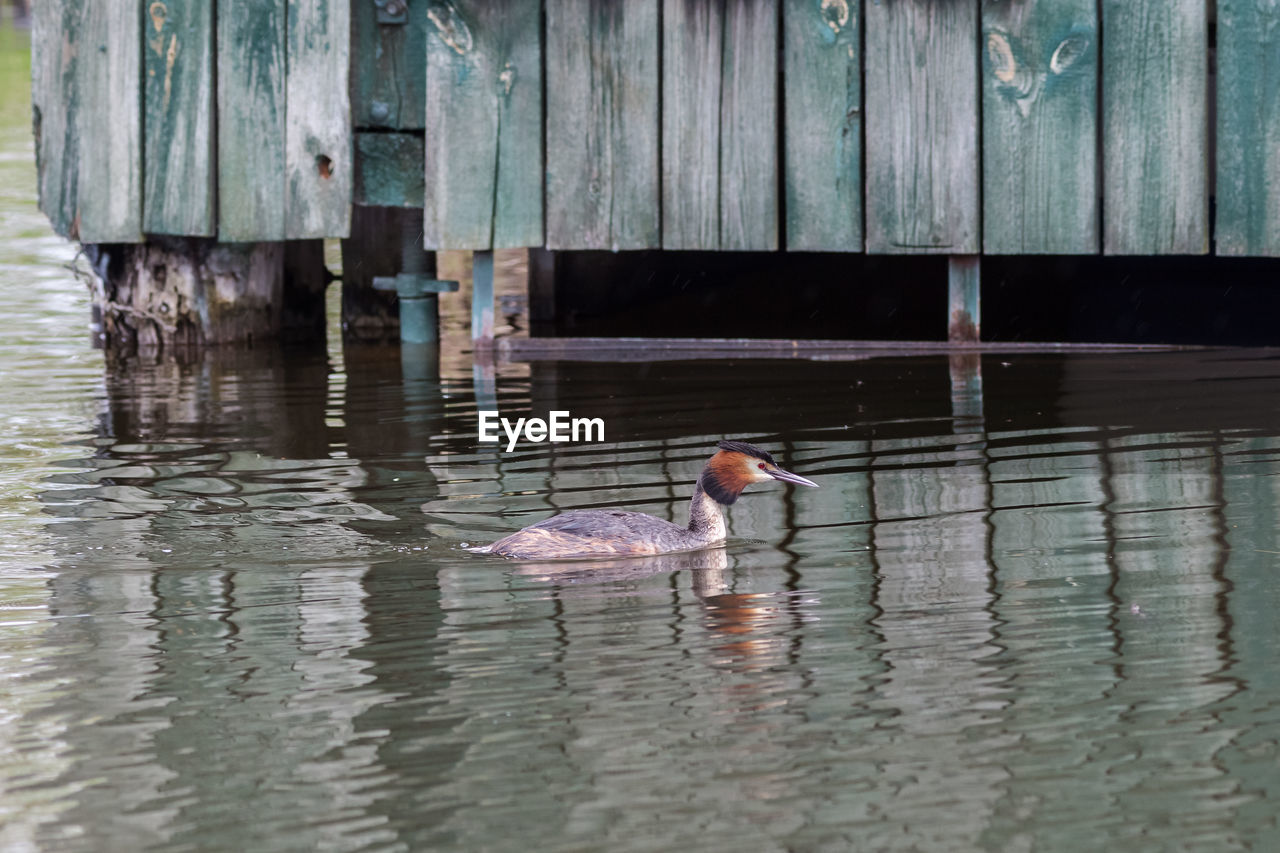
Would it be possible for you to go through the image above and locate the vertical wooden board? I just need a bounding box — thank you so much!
[719,0,778,250]
[545,0,660,250]
[662,0,722,249]
[1101,0,1207,255]
[981,0,1098,254]
[1216,1,1280,256]
[351,0,426,130]
[218,0,286,241]
[424,0,543,250]
[783,0,862,252]
[77,2,143,243]
[864,0,979,254]
[32,0,78,238]
[144,0,215,236]
[286,2,352,238]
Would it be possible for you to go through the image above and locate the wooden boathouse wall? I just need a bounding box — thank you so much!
[28,1,1280,343]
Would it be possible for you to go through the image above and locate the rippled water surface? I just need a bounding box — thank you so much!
[5,26,1280,853]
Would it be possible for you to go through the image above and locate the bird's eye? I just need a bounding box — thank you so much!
[758,463,766,470]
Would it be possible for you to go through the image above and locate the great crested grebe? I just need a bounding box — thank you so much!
[476,440,818,560]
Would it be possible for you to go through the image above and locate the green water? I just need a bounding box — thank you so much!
[4,24,1280,852]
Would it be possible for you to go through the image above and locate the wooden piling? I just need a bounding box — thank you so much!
[948,256,981,343]
[87,238,328,352]
[340,206,403,343]
[472,249,496,348]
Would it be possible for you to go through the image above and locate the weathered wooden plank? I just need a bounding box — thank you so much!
[424,0,543,249]
[218,0,286,241]
[144,0,215,236]
[720,0,778,250]
[662,0,721,249]
[286,2,351,238]
[1216,1,1280,256]
[545,0,660,250]
[1101,0,1207,255]
[351,0,427,130]
[78,2,142,242]
[354,133,425,207]
[981,0,1097,254]
[865,0,979,254]
[663,0,778,251]
[32,0,78,238]
[782,0,861,252]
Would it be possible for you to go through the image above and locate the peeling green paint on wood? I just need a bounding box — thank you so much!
[218,0,285,241]
[663,0,778,251]
[1101,0,1207,255]
[34,1,142,242]
[865,0,979,255]
[423,0,543,250]
[351,0,427,130]
[286,2,352,239]
[354,132,425,207]
[144,0,215,237]
[982,0,1097,254]
[32,0,80,238]
[546,0,659,250]
[783,0,861,252]
[1216,1,1280,256]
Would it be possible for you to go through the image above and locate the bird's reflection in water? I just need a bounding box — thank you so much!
[509,545,730,585]
[512,547,794,672]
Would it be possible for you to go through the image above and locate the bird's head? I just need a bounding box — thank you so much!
[699,440,818,505]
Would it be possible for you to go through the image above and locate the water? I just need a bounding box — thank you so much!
[5,26,1280,853]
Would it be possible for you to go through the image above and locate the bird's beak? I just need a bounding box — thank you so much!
[768,467,818,488]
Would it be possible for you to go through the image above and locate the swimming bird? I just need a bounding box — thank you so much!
[477,440,818,560]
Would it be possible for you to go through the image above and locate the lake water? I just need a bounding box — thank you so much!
[4,25,1280,852]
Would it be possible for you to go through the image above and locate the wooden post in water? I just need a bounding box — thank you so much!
[472,250,495,349]
[340,207,403,343]
[948,256,981,343]
[86,238,329,352]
